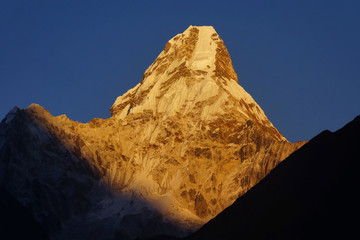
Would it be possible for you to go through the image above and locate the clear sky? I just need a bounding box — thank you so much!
[1,0,359,143]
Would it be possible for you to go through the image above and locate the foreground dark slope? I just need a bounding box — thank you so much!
[185,115,360,239]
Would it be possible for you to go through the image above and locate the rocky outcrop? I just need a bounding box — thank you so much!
[0,26,305,240]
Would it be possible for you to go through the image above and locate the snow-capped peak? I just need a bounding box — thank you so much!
[111,26,286,141]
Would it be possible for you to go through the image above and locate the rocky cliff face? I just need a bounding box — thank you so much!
[0,26,304,240]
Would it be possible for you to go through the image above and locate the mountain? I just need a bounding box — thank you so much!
[184,115,360,240]
[0,26,303,240]
[0,185,50,240]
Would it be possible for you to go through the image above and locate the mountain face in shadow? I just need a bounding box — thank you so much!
[0,107,186,240]
[185,115,360,240]
[0,185,50,240]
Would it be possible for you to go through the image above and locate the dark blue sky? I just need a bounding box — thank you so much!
[1,0,359,142]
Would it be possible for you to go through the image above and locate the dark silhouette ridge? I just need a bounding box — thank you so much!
[180,115,360,239]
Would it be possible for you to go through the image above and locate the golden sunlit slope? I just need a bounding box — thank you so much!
[0,26,305,239]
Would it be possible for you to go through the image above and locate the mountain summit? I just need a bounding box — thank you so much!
[0,26,304,240]
[111,26,284,141]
